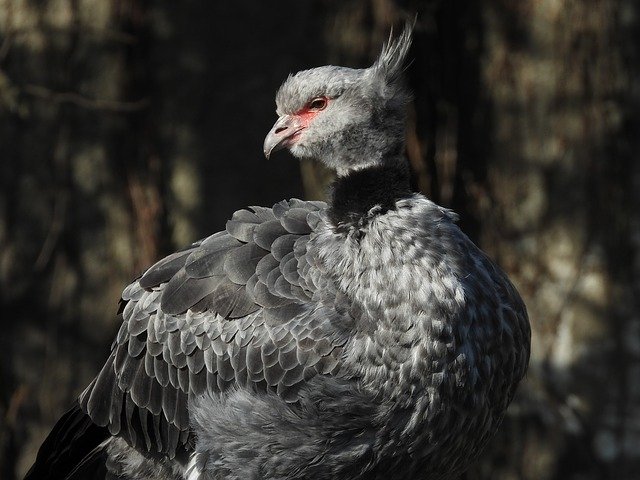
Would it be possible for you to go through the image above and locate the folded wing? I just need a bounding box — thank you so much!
[79,199,347,459]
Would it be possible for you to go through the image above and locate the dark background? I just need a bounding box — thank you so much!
[1,1,639,479]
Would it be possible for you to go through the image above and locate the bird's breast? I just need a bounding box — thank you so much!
[312,209,472,397]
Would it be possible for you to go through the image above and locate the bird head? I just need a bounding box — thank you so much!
[263,25,413,176]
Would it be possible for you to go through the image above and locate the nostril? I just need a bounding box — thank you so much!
[275,126,288,134]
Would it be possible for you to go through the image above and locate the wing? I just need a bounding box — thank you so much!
[79,199,349,459]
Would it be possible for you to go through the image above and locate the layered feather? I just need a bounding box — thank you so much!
[79,199,347,459]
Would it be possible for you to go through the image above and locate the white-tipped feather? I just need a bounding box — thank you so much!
[186,453,205,480]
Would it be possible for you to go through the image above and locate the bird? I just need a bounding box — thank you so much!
[26,25,530,480]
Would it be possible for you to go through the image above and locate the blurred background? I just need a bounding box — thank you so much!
[1,0,639,479]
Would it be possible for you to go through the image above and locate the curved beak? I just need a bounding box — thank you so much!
[263,115,303,159]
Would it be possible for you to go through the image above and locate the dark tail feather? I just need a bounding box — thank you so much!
[24,402,109,480]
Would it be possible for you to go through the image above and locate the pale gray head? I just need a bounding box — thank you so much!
[263,26,413,175]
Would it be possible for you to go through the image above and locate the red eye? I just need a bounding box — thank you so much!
[308,97,328,111]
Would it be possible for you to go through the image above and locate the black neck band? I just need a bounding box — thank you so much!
[328,164,412,230]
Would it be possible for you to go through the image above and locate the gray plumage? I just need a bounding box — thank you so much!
[28,24,530,480]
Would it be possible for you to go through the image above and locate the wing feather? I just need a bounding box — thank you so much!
[187,348,205,374]
[223,243,268,284]
[279,207,313,234]
[253,220,288,250]
[129,362,152,408]
[80,199,353,459]
[138,250,194,289]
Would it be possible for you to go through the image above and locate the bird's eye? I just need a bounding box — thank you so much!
[308,97,328,111]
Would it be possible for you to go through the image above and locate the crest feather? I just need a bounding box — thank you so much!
[372,23,414,85]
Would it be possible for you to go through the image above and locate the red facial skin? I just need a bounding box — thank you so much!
[288,96,329,145]
[264,97,330,157]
